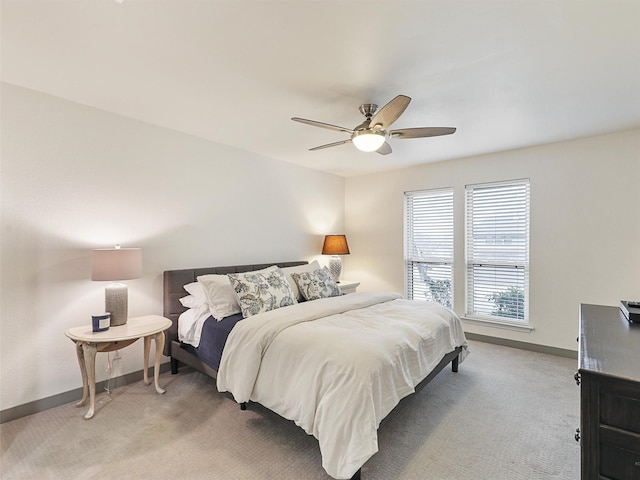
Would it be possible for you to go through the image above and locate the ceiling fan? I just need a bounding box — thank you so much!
[291,95,456,155]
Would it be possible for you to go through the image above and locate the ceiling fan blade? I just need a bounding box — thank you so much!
[389,127,456,139]
[369,95,411,130]
[292,117,354,134]
[376,142,392,155]
[309,139,352,151]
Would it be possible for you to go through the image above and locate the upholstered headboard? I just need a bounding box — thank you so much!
[162,261,307,357]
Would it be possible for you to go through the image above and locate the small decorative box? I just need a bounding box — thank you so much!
[92,313,111,332]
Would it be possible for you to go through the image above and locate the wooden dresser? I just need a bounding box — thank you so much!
[578,304,640,480]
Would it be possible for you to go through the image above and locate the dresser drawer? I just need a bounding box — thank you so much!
[600,424,640,479]
[600,378,640,434]
[600,443,640,480]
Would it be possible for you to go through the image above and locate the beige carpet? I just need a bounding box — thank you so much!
[0,340,580,479]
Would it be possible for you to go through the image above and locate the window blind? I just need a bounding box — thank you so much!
[465,180,530,322]
[404,188,454,308]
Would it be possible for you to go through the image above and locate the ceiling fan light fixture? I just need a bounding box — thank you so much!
[351,130,386,152]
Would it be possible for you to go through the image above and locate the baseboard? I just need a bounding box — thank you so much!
[0,363,172,424]
[466,332,578,359]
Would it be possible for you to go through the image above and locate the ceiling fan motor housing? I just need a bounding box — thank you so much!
[358,104,378,118]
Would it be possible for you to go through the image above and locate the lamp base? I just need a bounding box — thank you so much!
[328,256,342,283]
[105,283,128,326]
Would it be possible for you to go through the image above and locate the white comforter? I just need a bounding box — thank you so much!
[217,292,468,479]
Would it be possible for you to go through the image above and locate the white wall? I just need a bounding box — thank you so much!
[345,129,640,352]
[0,83,345,411]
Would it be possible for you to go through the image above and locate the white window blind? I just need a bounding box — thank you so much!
[404,188,454,308]
[465,179,530,323]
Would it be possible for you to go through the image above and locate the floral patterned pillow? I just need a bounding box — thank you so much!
[291,266,342,301]
[228,265,297,318]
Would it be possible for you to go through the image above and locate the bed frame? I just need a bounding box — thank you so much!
[162,261,462,480]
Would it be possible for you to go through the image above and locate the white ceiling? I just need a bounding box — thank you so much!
[2,0,639,177]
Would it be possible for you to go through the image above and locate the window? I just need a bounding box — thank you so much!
[465,179,530,324]
[404,188,454,308]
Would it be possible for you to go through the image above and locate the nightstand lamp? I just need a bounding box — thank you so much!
[91,245,142,326]
[322,234,350,283]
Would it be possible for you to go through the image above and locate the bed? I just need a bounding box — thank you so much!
[163,261,468,480]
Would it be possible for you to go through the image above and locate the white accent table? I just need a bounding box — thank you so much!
[338,280,360,295]
[65,315,171,419]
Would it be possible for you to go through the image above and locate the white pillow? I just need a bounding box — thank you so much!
[183,282,208,305]
[228,265,297,318]
[196,274,242,320]
[179,294,203,309]
[281,260,320,301]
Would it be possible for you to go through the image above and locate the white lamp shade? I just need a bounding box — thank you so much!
[91,247,142,281]
[351,131,386,152]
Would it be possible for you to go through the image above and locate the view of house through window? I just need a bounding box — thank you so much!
[465,179,530,323]
[404,188,454,308]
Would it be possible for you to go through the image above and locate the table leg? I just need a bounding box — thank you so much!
[153,331,166,394]
[74,341,89,408]
[81,342,98,419]
[143,336,151,386]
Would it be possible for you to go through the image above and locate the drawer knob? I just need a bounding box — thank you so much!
[574,371,581,386]
[574,428,580,442]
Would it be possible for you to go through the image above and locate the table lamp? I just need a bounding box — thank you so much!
[91,245,142,326]
[322,234,350,283]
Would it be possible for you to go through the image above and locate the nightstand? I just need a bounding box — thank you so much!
[65,315,171,419]
[338,280,360,295]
